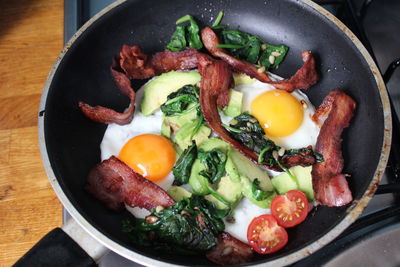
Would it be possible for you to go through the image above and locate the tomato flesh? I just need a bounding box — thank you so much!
[271,190,309,228]
[247,214,288,254]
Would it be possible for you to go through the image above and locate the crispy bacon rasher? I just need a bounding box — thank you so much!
[311,89,356,207]
[201,27,272,83]
[206,232,254,265]
[79,65,136,125]
[201,27,318,92]
[120,45,204,79]
[85,156,175,211]
[199,60,264,165]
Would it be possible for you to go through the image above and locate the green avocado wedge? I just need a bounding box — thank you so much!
[141,71,201,116]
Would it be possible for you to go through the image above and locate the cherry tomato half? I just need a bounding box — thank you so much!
[247,214,288,254]
[271,190,309,228]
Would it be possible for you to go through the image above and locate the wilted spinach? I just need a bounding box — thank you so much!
[123,196,228,253]
[219,30,288,70]
[259,44,289,69]
[252,179,274,201]
[224,112,322,169]
[161,85,200,116]
[173,142,197,186]
[224,113,280,167]
[166,14,203,51]
[198,148,227,184]
[165,25,187,52]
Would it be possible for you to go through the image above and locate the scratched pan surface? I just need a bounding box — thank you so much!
[39,0,391,265]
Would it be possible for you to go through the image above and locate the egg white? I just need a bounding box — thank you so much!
[224,198,271,243]
[235,79,320,150]
[100,87,175,201]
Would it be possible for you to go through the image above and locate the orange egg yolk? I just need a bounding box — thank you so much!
[251,89,304,137]
[118,134,176,182]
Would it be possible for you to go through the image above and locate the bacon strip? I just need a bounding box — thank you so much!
[201,27,318,92]
[120,45,205,79]
[200,60,261,164]
[311,89,356,207]
[206,232,253,265]
[268,50,318,92]
[79,64,136,125]
[281,147,316,168]
[201,27,271,82]
[85,156,175,211]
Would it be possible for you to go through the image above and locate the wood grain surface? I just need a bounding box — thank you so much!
[0,0,64,265]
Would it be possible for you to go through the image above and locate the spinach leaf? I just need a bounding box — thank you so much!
[252,179,274,201]
[224,112,323,169]
[259,44,289,69]
[165,25,187,52]
[176,15,203,50]
[219,30,288,69]
[165,14,203,51]
[123,196,227,253]
[211,11,224,29]
[161,85,199,116]
[221,30,261,64]
[224,113,280,167]
[173,142,197,185]
[198,148,227,184]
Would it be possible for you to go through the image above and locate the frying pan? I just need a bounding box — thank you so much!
[17,0,391,266]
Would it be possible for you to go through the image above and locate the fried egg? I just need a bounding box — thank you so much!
[235,75,319,150]
[100,88,176,191]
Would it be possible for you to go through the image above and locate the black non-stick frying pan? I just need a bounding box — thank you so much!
[17,0,391,266]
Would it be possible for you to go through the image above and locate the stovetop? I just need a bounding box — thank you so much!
[63,0,400,266]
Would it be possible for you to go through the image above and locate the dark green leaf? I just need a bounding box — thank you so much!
[123,196,227,253]
[211,11,224,28]
[224,112,280,167]
[198,148,227,184]
[220,29,289,70]
[259,44,289,69]
[165,25,186,52]
[251,179,274,201]
[173,142,197,185]
[161,85,199,116]
[176,15,203,50]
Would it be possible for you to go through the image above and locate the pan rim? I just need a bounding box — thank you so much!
[38,0,392,266]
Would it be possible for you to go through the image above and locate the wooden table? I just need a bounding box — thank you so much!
[0,1,64,265]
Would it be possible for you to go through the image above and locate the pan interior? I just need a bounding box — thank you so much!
[44,0,384,265]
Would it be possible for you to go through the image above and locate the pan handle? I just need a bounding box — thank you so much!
[13,219,108,267]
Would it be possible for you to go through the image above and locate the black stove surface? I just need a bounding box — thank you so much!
[63,0,400,266]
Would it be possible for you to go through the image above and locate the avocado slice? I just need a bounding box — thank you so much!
[188,159,209,195]
[163,108,197,130]
[241,178,277,208]
[226,148,275,208]
[227,148,273,191]
[198,137,230,152]
[232,73,256,85]
[271,166,314,200]
[223,89,243,117]
[188,138,230,195]
[291,166,314,200]
[167,186,192,202]
[141,71,201,115]
[175,123,211,150]
[225,156,240,183]
[205,176,242,210]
